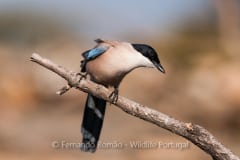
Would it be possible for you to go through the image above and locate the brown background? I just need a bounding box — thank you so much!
[0,0,239,159]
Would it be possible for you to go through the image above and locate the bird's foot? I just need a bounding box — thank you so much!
[77,72,88,82]
[56,72,87,95]
[109,88,119,104]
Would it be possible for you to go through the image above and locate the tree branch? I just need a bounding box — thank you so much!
[30,53,239,160]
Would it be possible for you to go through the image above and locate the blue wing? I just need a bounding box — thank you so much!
[81,45,109,72]
[84,46,109,60]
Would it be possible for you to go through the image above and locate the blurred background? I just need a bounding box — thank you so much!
[0,0,239,159]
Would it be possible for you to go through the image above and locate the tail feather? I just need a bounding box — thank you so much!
[81,94,106,152]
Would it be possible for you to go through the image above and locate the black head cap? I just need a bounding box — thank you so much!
[132,44,165,73]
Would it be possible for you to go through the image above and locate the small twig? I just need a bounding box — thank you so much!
[56,84,72,95]
[30,53,239,160]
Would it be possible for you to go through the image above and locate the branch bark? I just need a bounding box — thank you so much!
[30,53,239,160]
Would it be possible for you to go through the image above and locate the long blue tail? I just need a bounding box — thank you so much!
[81,94,106,152]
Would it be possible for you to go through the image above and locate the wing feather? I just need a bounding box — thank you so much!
[81,45,109,72]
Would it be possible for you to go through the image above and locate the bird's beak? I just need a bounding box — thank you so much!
[153,61,165,73]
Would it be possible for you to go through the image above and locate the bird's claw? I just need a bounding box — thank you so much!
[109,89,119,104]
[77,72,88,82]
[56,72,87,95]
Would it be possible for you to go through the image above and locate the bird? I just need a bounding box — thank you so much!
[80,38,165,152]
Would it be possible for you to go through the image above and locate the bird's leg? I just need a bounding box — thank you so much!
[109,86,119,104]
[77,72,88,81]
